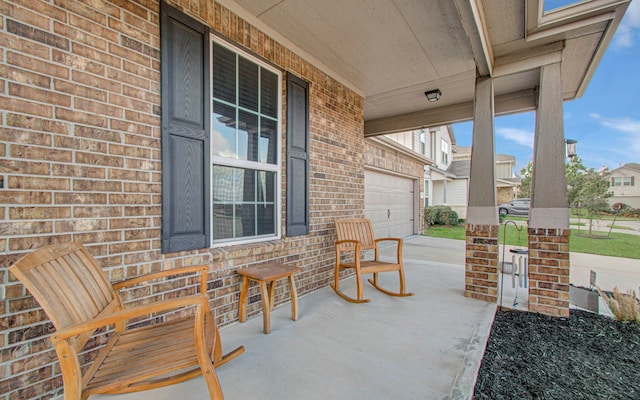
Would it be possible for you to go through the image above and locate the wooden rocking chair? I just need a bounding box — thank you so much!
[330,218,413,303]
[8,241,244,400]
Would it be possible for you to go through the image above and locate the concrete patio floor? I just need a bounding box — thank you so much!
[91,235,640,400]
[94,236,496,400]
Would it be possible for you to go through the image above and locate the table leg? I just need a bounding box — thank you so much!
[259,280,271,334]
[239,275,249,323]
[288,274,298,321]
[268,280,276,311]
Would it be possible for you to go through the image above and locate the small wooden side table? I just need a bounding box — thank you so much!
[238,263,302,334]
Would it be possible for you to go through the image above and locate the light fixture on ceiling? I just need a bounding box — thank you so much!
[565,139,577,158]
[425,89,442,102]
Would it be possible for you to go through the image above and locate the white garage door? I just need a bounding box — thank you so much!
[365,169,415,238]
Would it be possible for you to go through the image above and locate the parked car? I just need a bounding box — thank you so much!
[498,198,530,216]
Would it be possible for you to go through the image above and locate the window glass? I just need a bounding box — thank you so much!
[238,110,258,161]
[212,40,280,244]
[260,117,277,164]
[441,140,449,164]
[261,68,278,118]
[213,43,236,103]
[238,57,259,111]
[543,0,585,13]
[212,102,236,158]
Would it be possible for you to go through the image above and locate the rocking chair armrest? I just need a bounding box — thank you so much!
[374,237,403,260]
[374,237,402,245]
[335,239,361,255]
[112,265,209,292]
[52,294,210,342]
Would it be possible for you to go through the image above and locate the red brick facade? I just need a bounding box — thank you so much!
[0,1,384,398]
[464,224,499,302]
[527,228,571,317]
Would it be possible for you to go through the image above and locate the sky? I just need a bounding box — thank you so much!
[452,0,640,175]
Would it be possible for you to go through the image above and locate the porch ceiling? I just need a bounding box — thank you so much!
[226,0,630,135]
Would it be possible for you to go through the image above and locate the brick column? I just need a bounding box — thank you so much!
[528,228,570,317]
[465,224,499,302]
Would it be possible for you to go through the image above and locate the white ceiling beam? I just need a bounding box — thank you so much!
[364,89,536,137]
[453,0,493,77]
[493,44,563,78]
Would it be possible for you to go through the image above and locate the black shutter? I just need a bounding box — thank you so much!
[286,74,310,236]
[161,3,210,253]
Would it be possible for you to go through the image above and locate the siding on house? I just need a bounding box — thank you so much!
[608,163,640,208]
[0,1,365,398]
[446,179,469,218]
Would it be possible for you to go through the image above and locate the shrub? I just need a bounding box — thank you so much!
[424,206,459,226]
[596,286,640,323]
[609,203,640,218]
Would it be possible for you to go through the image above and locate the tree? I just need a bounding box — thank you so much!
[566,156,587,208]
[518,162,533,198]
[517,156,612,234]
[564,156,613,235]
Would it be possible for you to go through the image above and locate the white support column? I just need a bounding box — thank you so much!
[467,76,498,225]
[530,62,569,229]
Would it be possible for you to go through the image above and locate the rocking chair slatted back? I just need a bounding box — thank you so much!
[331,218,414,303]
[335,218,376,251]
[10,242,120,351]
[9,241,245,400]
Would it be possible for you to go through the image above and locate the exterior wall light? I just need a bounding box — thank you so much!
[425,89,442,102]
[565,139,577,158]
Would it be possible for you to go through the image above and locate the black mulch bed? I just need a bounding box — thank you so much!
[473,309,640,400]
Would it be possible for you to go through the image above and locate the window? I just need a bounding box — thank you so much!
[424,178,430,207]
[441,139,449,164]
[420,130,427,155]
[543,0,584,13]
[612,177,634,187]
[211,40,281,244]
[161,4,308,253]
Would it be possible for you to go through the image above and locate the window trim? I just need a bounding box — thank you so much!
[210,36,283,247]
[440,139,449,164]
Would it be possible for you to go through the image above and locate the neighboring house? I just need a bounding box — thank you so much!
[454,147,520,205]
[608,163,640,208]
[386,132,520,219]
[387,125,456,212]
[364,137,430,238]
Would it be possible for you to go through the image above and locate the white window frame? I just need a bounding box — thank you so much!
[612,177,632,187]
[210,37,282,247]
[441,139,449,165]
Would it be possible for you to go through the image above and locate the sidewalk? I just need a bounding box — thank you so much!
[393,235,640,309]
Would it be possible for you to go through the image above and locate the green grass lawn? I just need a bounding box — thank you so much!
[424,224,640,259]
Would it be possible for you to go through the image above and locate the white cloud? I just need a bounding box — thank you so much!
[591,114,640,154]
[595,116,640,135]
[614,0,640,48]
[496,127,534,148]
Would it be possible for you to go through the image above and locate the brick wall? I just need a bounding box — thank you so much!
[527,228,570,317]
[0,0,365,398]
[464,224,499,302]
